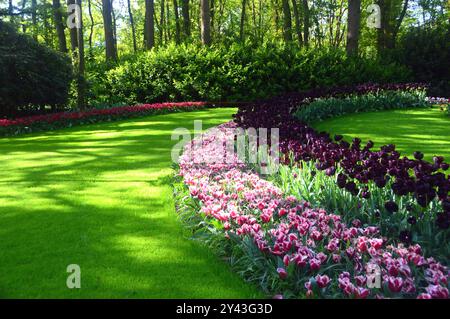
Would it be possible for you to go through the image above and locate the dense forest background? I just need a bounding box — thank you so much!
[0,0,449,116]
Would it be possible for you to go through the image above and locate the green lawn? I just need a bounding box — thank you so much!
[0,108,261,298]
[313,107,450,161]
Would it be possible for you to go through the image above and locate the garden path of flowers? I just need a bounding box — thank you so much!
[178,122,449,299]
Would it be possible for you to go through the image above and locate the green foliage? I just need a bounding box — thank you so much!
[0,21,73,117]
[105,43,412,105]
[270,161,449,261]
[395,23,450,97]
[294,89,428,123]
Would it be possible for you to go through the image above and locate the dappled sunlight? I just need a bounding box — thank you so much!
[0,108,261,298]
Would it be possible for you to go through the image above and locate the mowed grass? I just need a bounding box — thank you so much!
[0,108,262,298]
[313,107,450,161]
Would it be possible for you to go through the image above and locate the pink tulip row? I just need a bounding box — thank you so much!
[178,122,449,299]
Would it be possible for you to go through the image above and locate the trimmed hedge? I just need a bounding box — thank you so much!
[0,21,73,117]
[106,44,412,105]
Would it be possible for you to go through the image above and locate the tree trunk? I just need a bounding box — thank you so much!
[200,0,211,45]
[301,0,309,46]
[346,0,361,56]
[240,0,247,41]
[102,0,117,61]
[392,0,409,46]
[76,0,85,109]
[21,0,27,32]
[291,0,302,45]
[88,0,94,51]
[126,0,137,52]
[160,0,165,44]
[111,0,118,53]
[31,0,37,40]
[52,0,68,53]
[144,0,155,49]
[281,0,292,42]
[181,0,190,37]
[173,0,181,43]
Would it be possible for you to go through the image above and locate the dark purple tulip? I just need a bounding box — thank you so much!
[337,173,347,188]
[325,166,336,176]
[436,212,450,229]
[414,151,424,160]
[433,156,444,164]
[345,181,358,195]
[366,140,374,149]
[399,230,412,245]
[407,216,417,225]
[384,201,399,213]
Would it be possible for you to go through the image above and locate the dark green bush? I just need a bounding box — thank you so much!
[0,21,73,117]
[106,43,412,105]
[396,23,450,97]
[294,89,428,123]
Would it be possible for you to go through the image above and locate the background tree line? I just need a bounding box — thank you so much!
[0,0,448,114]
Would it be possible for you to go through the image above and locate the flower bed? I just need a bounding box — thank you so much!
[175,123,449,299]
[294,89,428,123]
[233,84,450,243]
[0,102,208,136]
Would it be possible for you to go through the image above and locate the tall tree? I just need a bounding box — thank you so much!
[160,0,165,43]
[87,0,94,51]
[240,0,247,41]
[52,0,67,53]
[126,0,137,52]
[111,0,118,52]
[181,0,190,37]
[144,0,155,49]
[291,0,302,45]
[301,0,309,46]
[346,0,361,55]
[200,0,211,45]
[31,0,37,39]
[377,0,409,54]
[76,0,85,109]
[173,0,181,43]
[281,0,292,41]
[102,0,117,61]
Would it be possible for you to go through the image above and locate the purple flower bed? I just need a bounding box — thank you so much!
[233,83,450,230]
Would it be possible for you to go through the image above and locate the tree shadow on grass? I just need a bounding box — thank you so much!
[0,108,262,298]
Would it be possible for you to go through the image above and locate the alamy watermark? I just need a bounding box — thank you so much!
[67,4,81,29]
[171,121,280,175]
[66,264,81,289]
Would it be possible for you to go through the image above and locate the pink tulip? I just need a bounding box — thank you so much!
[277,267,288,280]
[315,275,331,288]
[309,258,321,271]
[388,277,403,293]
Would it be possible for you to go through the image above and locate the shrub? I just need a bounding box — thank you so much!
[106,44,412,105]
[0,21,73,117]
[395,23,450,97]
[294,89,428,123]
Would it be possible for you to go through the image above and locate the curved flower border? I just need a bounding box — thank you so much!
[177,122,449,299]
